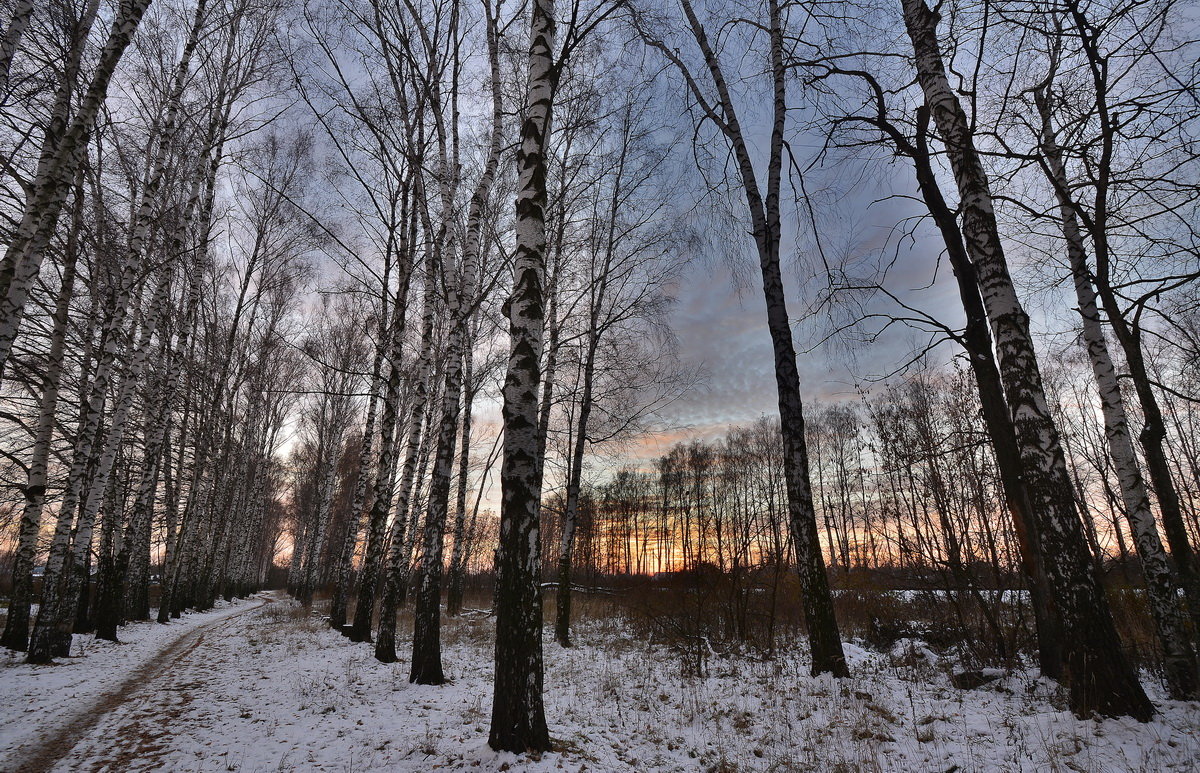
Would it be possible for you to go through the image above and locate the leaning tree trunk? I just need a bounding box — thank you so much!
[0,0,153,383]
[907,108,1063,679]
[26,265,139,663]
[1037,87,1197,699]
[0,0,99,298]
[30,0,203,654]
[900,0,1152,720]
[0,172,82,651]
[97,170,207,637]
[43,276,171,651]
[1062,2,1200,635]
[0,0,34,93]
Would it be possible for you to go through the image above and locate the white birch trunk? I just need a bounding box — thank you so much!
[899,0,1152,720]
[490,0,554,752]
[375,262,439,662]
[0,175,82,651]
[0,0,153,382]
[1037,88,1197,699]
[0,0,34,93]
[329,344,383,629]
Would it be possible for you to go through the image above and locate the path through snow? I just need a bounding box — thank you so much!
[0,592,274,772]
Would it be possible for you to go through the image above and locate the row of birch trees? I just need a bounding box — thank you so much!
[0,0,306,664]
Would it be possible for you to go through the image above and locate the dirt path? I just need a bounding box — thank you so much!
[6,594,274,773]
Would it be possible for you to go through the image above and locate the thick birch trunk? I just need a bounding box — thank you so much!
[900,0,1151,720]
[0,0,99,300]
[55,276,171,647]
[409,344,465,683]
[490,0,554,752]
[0,176,82,651]
[908,108,1063,678]
[26,272,136,662]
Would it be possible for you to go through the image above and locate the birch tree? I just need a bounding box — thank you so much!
[0,0,154,383]
[490,0,555,752]
[409,0,505,683]
[1033,75,1197,699]
[896,0,1152,720]
[629,0,848,677]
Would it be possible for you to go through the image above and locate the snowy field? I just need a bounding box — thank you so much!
[1,593,1197,772]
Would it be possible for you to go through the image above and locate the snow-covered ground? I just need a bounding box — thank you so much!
[1,595,1197,772]
[0,594,269,770]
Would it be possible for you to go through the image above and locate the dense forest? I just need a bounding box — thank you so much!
[1,0,1198,768]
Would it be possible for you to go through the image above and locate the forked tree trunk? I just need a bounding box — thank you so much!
[899,0,1152,720]
[411,2,501,679]
[489,0,554,753]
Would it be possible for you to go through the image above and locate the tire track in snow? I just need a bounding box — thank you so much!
[7,593,275,773]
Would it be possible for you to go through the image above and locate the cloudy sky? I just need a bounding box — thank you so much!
[464,155,1009,511]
